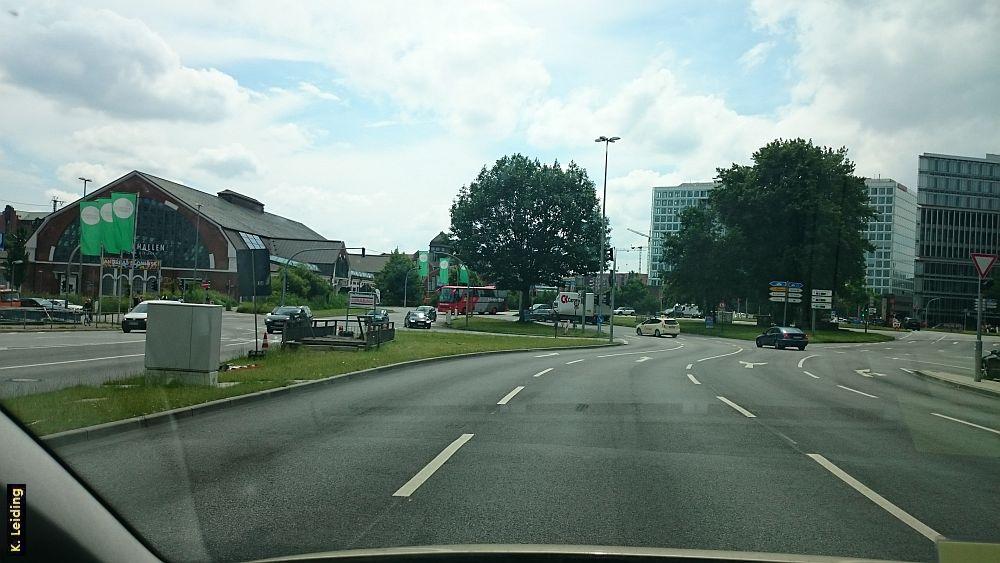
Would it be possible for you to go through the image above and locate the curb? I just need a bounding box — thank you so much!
[911,370,1000,399]
[42,340,621,448]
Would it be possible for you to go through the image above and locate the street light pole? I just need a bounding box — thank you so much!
[193,203,202,292]
[594,135,620,335]
[77,177,92,296]
[923,297,942,328]
[403,266,417,308]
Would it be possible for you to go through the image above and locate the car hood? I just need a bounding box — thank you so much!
[123,312,147,320]
[266,314,291,319]
[248,544,916,563]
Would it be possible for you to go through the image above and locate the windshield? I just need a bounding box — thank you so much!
[2,3,999,563]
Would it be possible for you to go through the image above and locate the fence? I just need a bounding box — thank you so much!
[0,307,83,327]
[282,315,395,350]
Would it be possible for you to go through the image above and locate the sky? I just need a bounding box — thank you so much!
[1,0,998,273]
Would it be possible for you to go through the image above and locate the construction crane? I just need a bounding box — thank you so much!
[625,227,651,274]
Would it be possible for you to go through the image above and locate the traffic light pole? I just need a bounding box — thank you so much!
[974,279,983,382]
[609,254,616,343]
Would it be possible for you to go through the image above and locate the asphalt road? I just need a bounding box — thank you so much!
[0,312,261,397]
[52,329,999,562]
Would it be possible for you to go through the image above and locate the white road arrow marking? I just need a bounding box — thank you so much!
[636,356,652,363]
[855,369,874,378]
[797,354,819,368]
[899,368,915,374]
[739,361,767,369]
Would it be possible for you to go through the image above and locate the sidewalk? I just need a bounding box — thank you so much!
[911,369,1000,398]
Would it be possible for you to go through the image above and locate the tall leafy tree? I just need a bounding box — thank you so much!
[374,250,422,306]
[3,228,28,289]
[450,154,605,319]
[616,272,648,307]
[713,138,874,321]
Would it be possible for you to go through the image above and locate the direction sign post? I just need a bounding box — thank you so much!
[770,280,802,326]
[809,288,832,332]
[971,253,997,381]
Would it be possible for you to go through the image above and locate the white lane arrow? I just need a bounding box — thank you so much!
[739,361,767,369]
[854,368,887,377]
[899,368,916,374]
[636,356,652,363]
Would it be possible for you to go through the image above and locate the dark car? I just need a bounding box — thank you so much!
[404,310,432,329]
[365,308,390,324]
[264,305,313,333]
[529,305,556,321]
[904,317,922,330]
[415,305,437,321]
[756,326,808,350]
[19,297,55,308]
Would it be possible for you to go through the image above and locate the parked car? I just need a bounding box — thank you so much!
[404,310,432,329]
[49,298,83,310]
[614,307,636,315]
[904,317,922,330]
[365,309,390,324]
[636,317,680,338]
[756,326,808,350]
[415,305,437,321]
[122,300,179,333]
[19,297,54,308]
[264,305,313,333]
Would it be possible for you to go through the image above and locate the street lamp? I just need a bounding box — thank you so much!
[193,203,202,289]
[402,265,418,308]
[595,135,620,340]
[79,177,91,197]
[923,297,943,328]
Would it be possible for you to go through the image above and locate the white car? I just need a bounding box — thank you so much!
[636,317,680,338]
[122,300,178,333]
[614,307,636,315]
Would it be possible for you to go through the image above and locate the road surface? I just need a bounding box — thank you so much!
[52,329,999,562]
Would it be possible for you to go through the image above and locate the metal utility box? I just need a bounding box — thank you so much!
[145,302,222,385]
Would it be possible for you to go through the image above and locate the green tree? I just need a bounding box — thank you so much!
[713,138,874,322]
[635,293,661,315]
[374,250,422,306]
[3,228,28,289]
[615,272,647,307]
[450,154,605,320]
[659,206,747,313]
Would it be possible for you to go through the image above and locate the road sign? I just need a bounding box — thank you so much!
[811,303,832,309]
[785,298,802,303]
[768,296,787,303]
[788,282,804,288]
[812,296,832,303]
[769,281,787,287]
[201,282,210,289]
[787,288,803,294]
[868,307,877,314]
[974,299,998,310]
[971,253,998,279]
[811,289,832,296]
[769,291,788,298]
[349,292,377,307]
[770,286,787,292]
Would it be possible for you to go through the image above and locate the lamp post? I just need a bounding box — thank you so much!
[77,177,92,296]
[595,135,620,338]
[923,297,942,328]
[193,203,202,291]
[402,265,418,308]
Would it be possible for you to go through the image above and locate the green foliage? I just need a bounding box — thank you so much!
[615,272,647,307]
[450,154,606,314]
[635,293,661,315]
[374,250,422,306]
[660,206,746,312]
[3,228,28,288]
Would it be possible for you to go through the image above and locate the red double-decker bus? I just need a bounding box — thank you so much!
[436,285,508,315]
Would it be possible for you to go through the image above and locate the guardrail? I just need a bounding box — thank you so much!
[0,307,83,327]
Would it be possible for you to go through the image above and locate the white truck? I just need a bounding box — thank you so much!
[665,303,702,318]
[553,291,611,323]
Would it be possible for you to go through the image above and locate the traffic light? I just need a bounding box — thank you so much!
[605,247,614,262]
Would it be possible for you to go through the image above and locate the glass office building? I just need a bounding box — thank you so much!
[863,179,917,313]
[914,153,1000,325]
[647,182,718,285]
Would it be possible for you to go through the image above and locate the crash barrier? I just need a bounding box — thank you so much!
[282,314,396,350]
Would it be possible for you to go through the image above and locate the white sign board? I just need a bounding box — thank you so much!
[812,296,833,303]
[811,303,832,309]
[787,288,803,295]
[785,298,803,303]
[769,291,788,298]
[811,289,832,296]
[768,296,786,303]
[349,292,377,307]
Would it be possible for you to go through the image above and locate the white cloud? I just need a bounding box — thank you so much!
[297,81,340,102]
[191,144,264,178]
[737,41,774,71]
[0,6,249,121]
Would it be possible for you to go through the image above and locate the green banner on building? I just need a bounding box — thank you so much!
[98,198,120,253]
[111,192,137,252]
[458,264,469,284]
[418,251,429,278]
[79,201,102,256]
[438,258,449,286]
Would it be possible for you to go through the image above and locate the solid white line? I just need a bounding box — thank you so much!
[797,354,819,368]
[565,359,584,365]
[496,386,525,405]
[392,433,474,497]
[899,368,915,374]
[888,357,968,370]
[685,363,693,370]
[0,354,145,370]
[533,352,559,358]
[803,371,820,379]
[697,348,744,362]
[930,412,1000,436]
[837,384,878,398]
[532,368,553,377]
[716,396,755,418]
[1,339,146,351]
[687,373,701,385]
[806,454,942,541]
[933,334,947,343]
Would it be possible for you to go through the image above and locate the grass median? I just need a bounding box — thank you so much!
[446,315,602,338]
[613,316,893,343]
[2,330,609,437]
